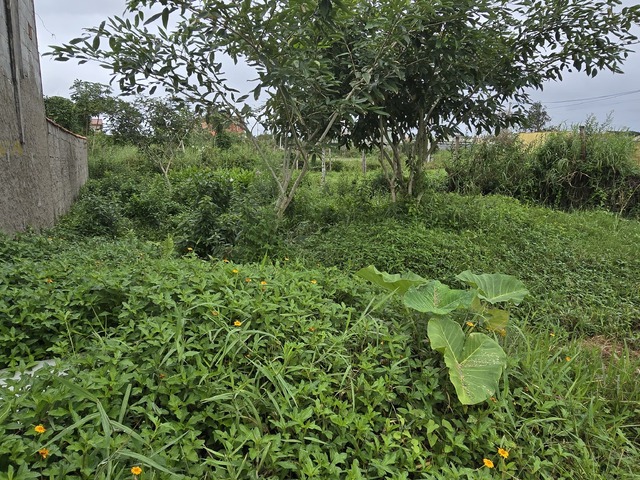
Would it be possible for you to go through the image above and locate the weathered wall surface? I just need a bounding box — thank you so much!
[46,119,88,219]
[0,0,87,234]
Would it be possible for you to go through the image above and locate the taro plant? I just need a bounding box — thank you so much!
[356,266,529,405]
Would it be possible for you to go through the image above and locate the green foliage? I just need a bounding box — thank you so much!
[290,192,640,341]
[2,124,640,478]
[357,266,527,404]
[44,96,83,134]
[446,121,640,216]
[521,102,551,132]
[70,79,114,135]
[529,124,640,214]
[1,233,639,478]
[445,133,533,197]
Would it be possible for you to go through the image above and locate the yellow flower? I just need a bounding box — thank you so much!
[34,424,46,434]
[231,269,239,274]
[186,247,193,251]
[260,281,267,285]
[245,278,251,283]
[284,257,289,261]
[223,258,230,263]
[550,332,555,337]
[565,356,571,362]
[45,278,53,284]
[310,279,317,284]
[483,458,494,468]
[131,466,143,476]
[466,321,475,327]
[233,320,242,327]
[498,447,509,459]
[38,447,50,459]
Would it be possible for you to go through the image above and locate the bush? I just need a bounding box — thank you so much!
[445,119,640,217]
[445,132,533,197]
[528,124,640,214]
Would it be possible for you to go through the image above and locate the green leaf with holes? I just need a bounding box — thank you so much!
[428,317,506,405]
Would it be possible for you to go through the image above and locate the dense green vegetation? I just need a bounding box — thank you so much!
[446,121,640,217]
[1,131,640,479]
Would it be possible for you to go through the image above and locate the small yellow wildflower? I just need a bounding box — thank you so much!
[38,447,50,459]
[466,321,475,327]
[231,269,239,274]
[233,320,242,327]
[45,278,53,284]
[34,425,46,434]
[498,447,509,459]
[550,332,555,337]
[284,257,289,261]
[483,458,494,468]
[131,466,143,476]
[245,278,251,283]
[186,247,193,252]
[310,279,317,284]
[565,356,571,362]
[260,281,267,285]
[223,258,230,263]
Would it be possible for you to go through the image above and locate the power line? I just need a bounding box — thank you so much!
[543,88,640,105]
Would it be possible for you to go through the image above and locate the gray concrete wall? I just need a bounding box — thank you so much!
[47,119,88,220]
[1,0,87,234]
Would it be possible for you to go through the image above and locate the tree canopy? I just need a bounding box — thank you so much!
[47,0,640,207]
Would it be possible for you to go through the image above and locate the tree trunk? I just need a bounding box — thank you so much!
[321,148,327,186]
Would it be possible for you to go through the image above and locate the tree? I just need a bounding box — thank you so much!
[337,0,640,200]
[44,96,83,133]
[46,0,640,208]
[107,98,146,145]
[522,102,551,132]
[70,80,115,135]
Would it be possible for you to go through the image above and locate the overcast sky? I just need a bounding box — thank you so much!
[33,0,640,131]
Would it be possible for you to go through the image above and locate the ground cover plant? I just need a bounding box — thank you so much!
[2,133,640,478]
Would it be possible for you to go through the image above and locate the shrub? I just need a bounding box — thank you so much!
[445,119,640,217]
[528,124,640,214]
[445,132,533,197]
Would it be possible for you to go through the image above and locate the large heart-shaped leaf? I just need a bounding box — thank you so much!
[483,308,509,331]
[404,281,475,315]
[356,265,427,295]
[456,271,529,305]
[428,317,506,405]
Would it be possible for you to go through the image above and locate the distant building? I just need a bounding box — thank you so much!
[200,119,245,136]
[89,116,103,132]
